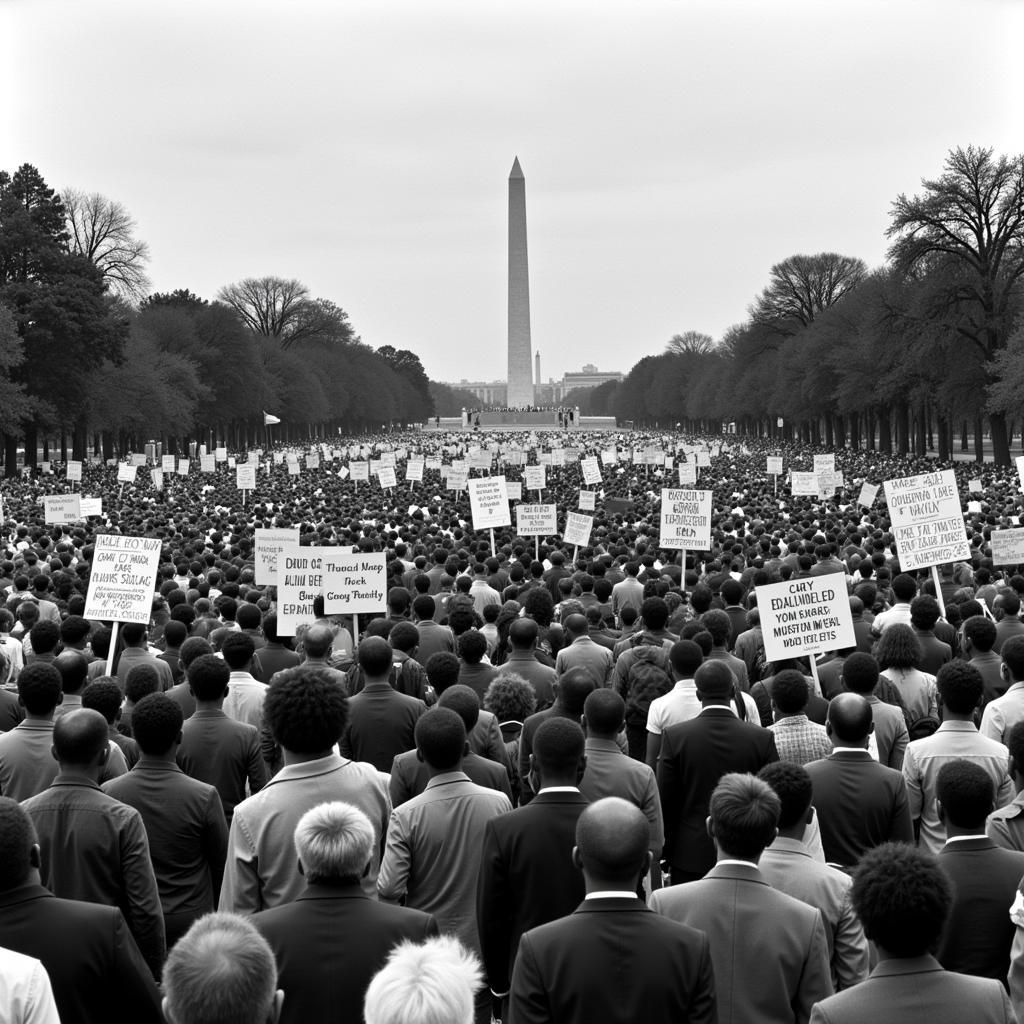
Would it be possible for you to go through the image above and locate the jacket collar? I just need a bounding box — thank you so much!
[573,896,648,914]
[295,880,368,901]
[870,954,943,978]
[704,861,767,884]
[0,883,53,908]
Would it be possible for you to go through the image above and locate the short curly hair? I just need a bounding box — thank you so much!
[874,623,922,671]
[771,670,810,714]
[936,758,994,829]
[81,679,123,724]
[483,674,537,723]
[758,761,813,829]
[522,587,554,627]
[131,693,184,756]
[851,842,951,957]
[709,772,780,860]
[17,662,62,716]
[264,666,348,753]
[936,660,983,715]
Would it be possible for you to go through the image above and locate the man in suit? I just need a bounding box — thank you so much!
[658,660,779,882]
[494,618,556,710]
[910,595,953,675]
[995,592,1024,654]
[810,843,1014,1024]
[339,637,426,773]
[933,759,1024,981]
[508,797,716,1024]
[0,798,162,1024]
[839,653,908,769]
[554,614,613,688]
[988,720,1024,851]
[477,718,589,1018]
[982,635,1024,745]
[253,801,437,1024]
[650,773,833,1024]
[757,763,870,992]
[963,615,1007,704]
[806,693,914,869]
[412,595,455,664]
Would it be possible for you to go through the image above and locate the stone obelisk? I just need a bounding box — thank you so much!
[507,157,534,408]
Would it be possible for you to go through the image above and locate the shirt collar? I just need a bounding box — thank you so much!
[716,858,760,869]
[584,891,637,900]
[937,720,978,732]
[944,834,989,845]
[831,746,871,754]
[424,770,472,789]
[538,786,581,794]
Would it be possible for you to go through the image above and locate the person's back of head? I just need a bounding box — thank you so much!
[424,652,460,696]
[29,619,60,656]
[563,613,588,639]
[700,609,731,648]
[412,594,436,622]
[998,590,1023,618]
[693,660,734,704]
[639,596,669,632]
[669,639,703,680]
[294,801,374,884]
[131,693,184,757]
[415,706,466,772]
[1001,635,1024,682]
[936,758,994,832]
[910,594,941,631]
[364,935,482,1024]
[770,670,810,716]
[55,652,89,696]
[574,797,651,889]
[457,629,487,666]
[121,622,148,648]
[163,620,188,651]
[437,685,481,733]
[758,762,813,832]
[163,912,281,1024]
[827,692,873,746]
[81,679,123,725]
[892,573,918,604]
[721,579,744,606]
[389,621,420,656]
[556,667,596,714]
[0,798,36,892]
[221,632,256,672]
[358,636,394,680]
[963,614,997,656]
[583,688,625,739]
[302,623,334,660]
[236,603,262,631]
[708,772,780,861]
[531,717,586,787]
[840,652,880,695]
[125,663,161,706]
[59,614,91,647]
[936,660,983,716]
[850,843,951,959]
[53,708,110,771]
[17,662,63,717]
[264,666,349,756]
[508,617,538,651]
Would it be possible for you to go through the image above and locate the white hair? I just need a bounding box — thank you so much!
[364,936,482,1024]
[293,801,374,883]
[163,913,277,1024]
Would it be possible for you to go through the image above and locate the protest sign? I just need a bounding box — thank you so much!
[677,462,697,485]
[516,504,557,536]
[200,455,216,473]
[756,575,856,662]
[323,551,388,614]
[79,497,103,518]
[525,465,546,491]
[177,459,190,475]
[228,457,237,469]
[306,455,320,470]
[369,459,382,476]
[380,451,397,468]
[276,542,324,636]
[766,456,783,475]
[563,512,594,548]
[550,449,566,467]
[117,463,137,483]
[161,455,176,473]
[84,534,162,626]
[813,454,835,476]
[659,489,713,550]
[581,457,601,486]
[425,457,442,472]
[254,527,300,586]
[41,462,51,474]
[130,453,147,467]
[579,490,596,511]
[991,530,1024,566]
[969,478,983,493]
[378,466,397,489]
[696,450,711,467]
[447,466,469,492]
[215,447,227,463]
[43,494,81,524]
[858,482,879,508]
[287,462,300,476]
[506,481,522,501]
[468,476,511,530]
[150,469,164,491]
[406,459,424,482]
[790,472,819,495]
[66,460,82,483]
[601,448,617,466]
[236,465,256,491]
[349,461,369,482]
[885,469,970,571]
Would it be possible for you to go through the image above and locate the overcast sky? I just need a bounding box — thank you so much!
[3,0,1021,386]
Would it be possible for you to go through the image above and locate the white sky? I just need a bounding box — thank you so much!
[3,0,1022,385]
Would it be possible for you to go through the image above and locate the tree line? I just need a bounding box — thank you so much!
[579,146,1024,465]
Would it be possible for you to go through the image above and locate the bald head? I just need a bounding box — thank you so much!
[53,708,110,769]
[575,797,650,884]
[508,617,538,649]
[827,692,873,746]
[302,623,335,659]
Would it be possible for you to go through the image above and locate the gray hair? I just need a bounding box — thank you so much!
[294,801,374,883]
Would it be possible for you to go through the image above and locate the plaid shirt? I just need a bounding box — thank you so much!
[769,715,833,765]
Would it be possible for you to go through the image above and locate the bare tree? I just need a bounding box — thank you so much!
[749,253,867,335]
[665,331,715,356]
[62,188,151,302]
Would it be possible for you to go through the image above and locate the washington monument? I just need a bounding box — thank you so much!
[507,156,534,407]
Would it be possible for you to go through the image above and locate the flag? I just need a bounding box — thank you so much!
[263,411,281,425]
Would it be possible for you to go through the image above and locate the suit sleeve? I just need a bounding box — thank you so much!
[831,888,870,990]
[202,786,229,905]
[377,809,411,905]
[888,717,909,771]
[902,744,923,825]
[109,909,163,1021]
[484,716,513,776]
[690,933,717,1024]
[763,732,780,766]
[476,820,514,994]
[641,769,664,854]
[389,758,414,808]
[794,912,834,1024]
[890,773,915,844]
[997,758,1016,810]
[508,933,551,1024]
[249,728,271,791]
[808,1004,835,1024]
[519,722,535,804]
[657,732,680,857]
[119,810,166,979]
[981,703,1003,743]
[219,810,262,914]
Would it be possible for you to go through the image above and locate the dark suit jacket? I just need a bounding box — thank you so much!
[0,883,162,1024]
[252,881,438,1024]
[508,896,716,1024]
[338,684,426,772]
[809,954,1014,1024]
[658,707,779,875]
[476,790,589,993]
[937,836,1024,981]
[805,750,914,868]
[390,748,512,807]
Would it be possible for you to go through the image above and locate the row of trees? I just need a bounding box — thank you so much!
[594,146,1024,464]
[0,164,438,472]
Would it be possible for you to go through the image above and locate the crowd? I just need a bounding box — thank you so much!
[2,428,1024,1023]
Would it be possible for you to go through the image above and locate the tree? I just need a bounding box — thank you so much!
[749,253,867,336]
[429,381,479,416]
[376,345,434,421]
[0,304,30,433]
[887,145,1024,464]
[665,331,715,356]
[62,188,151,302]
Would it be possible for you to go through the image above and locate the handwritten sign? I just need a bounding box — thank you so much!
[254,527,300,586]
[79,497,103,518]
[322,551,388,614]
[117,464,138,484]
[66,460,82,483]
[858,482,879,508]
[677,462,697,485]
[563,512,594,548]
[766,456,783,475]
[276,543,323,636]
[506,481,522,501]
[991,530,1024,566]
[579,490,596,511]
[447,466,469,492]
[177,459,190,475]
[378,466,397,490]
[236,464,256,490]
[150,469,164,492]
[161,455,176,473]
[215,447,227,463]
[516,504,557,536]
[525,465,546,491]
[581,457,602,486]
[756,575,856,662]
[44,494,81,524]
[790,472,819,496]
[659,488,713,550]
[885,469,970,571]
[813,454,836,476]
[601,448,617,467]
[84,534,162,625]
[406,459,424,482]
[349,461,369,482]
[200,455,216,473]
[468,475,511,530]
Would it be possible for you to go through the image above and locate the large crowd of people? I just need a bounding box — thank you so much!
[2,427,1024,1023]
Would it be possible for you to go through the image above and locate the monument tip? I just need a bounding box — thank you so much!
[509,156,524,179]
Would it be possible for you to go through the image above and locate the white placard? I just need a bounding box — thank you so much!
[322,551,388,614]
[659,488,713,550]
[425,457,442,472]
[885,469,970,571]
[150,469,164,491]
[349,461,369,482]
[506,481,522,501]
[117,463,137,484]
[79,497,103,517]
[581,457,601,486]
[468,475,511,530]
[563,512,594,548]
[525,465,546,491]
[228,457,237,469]
[84,534,162,625]
[516,504,557,536]
[130,453,147,467]
[991,530,1024,566]
[66,460,82,482]
[813,454,835,476]
[255,527,300,586]
[406,459,424,482]
[236,465,257,490]
[215,447,227,463]
[579,490,596,511]
[969,478,983,493]
[696,451,711,467]
[276,542,323,636]
[378,466,397,489]
[858,482,879,508]
[550,449,566,467]
[447,467,469,492]
[756,575,856,662]
[44,494,81,524]
[601,448,617,466]
[161,455,176,473]
[766,456,783,475]
[287,462,300,476]
[790,472,819,495]
[677,462,698,485]
[177,459,190,476]
[200,455,216,473]
[306,455,320,470]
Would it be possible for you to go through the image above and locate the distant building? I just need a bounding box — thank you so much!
[444,364,622,407]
